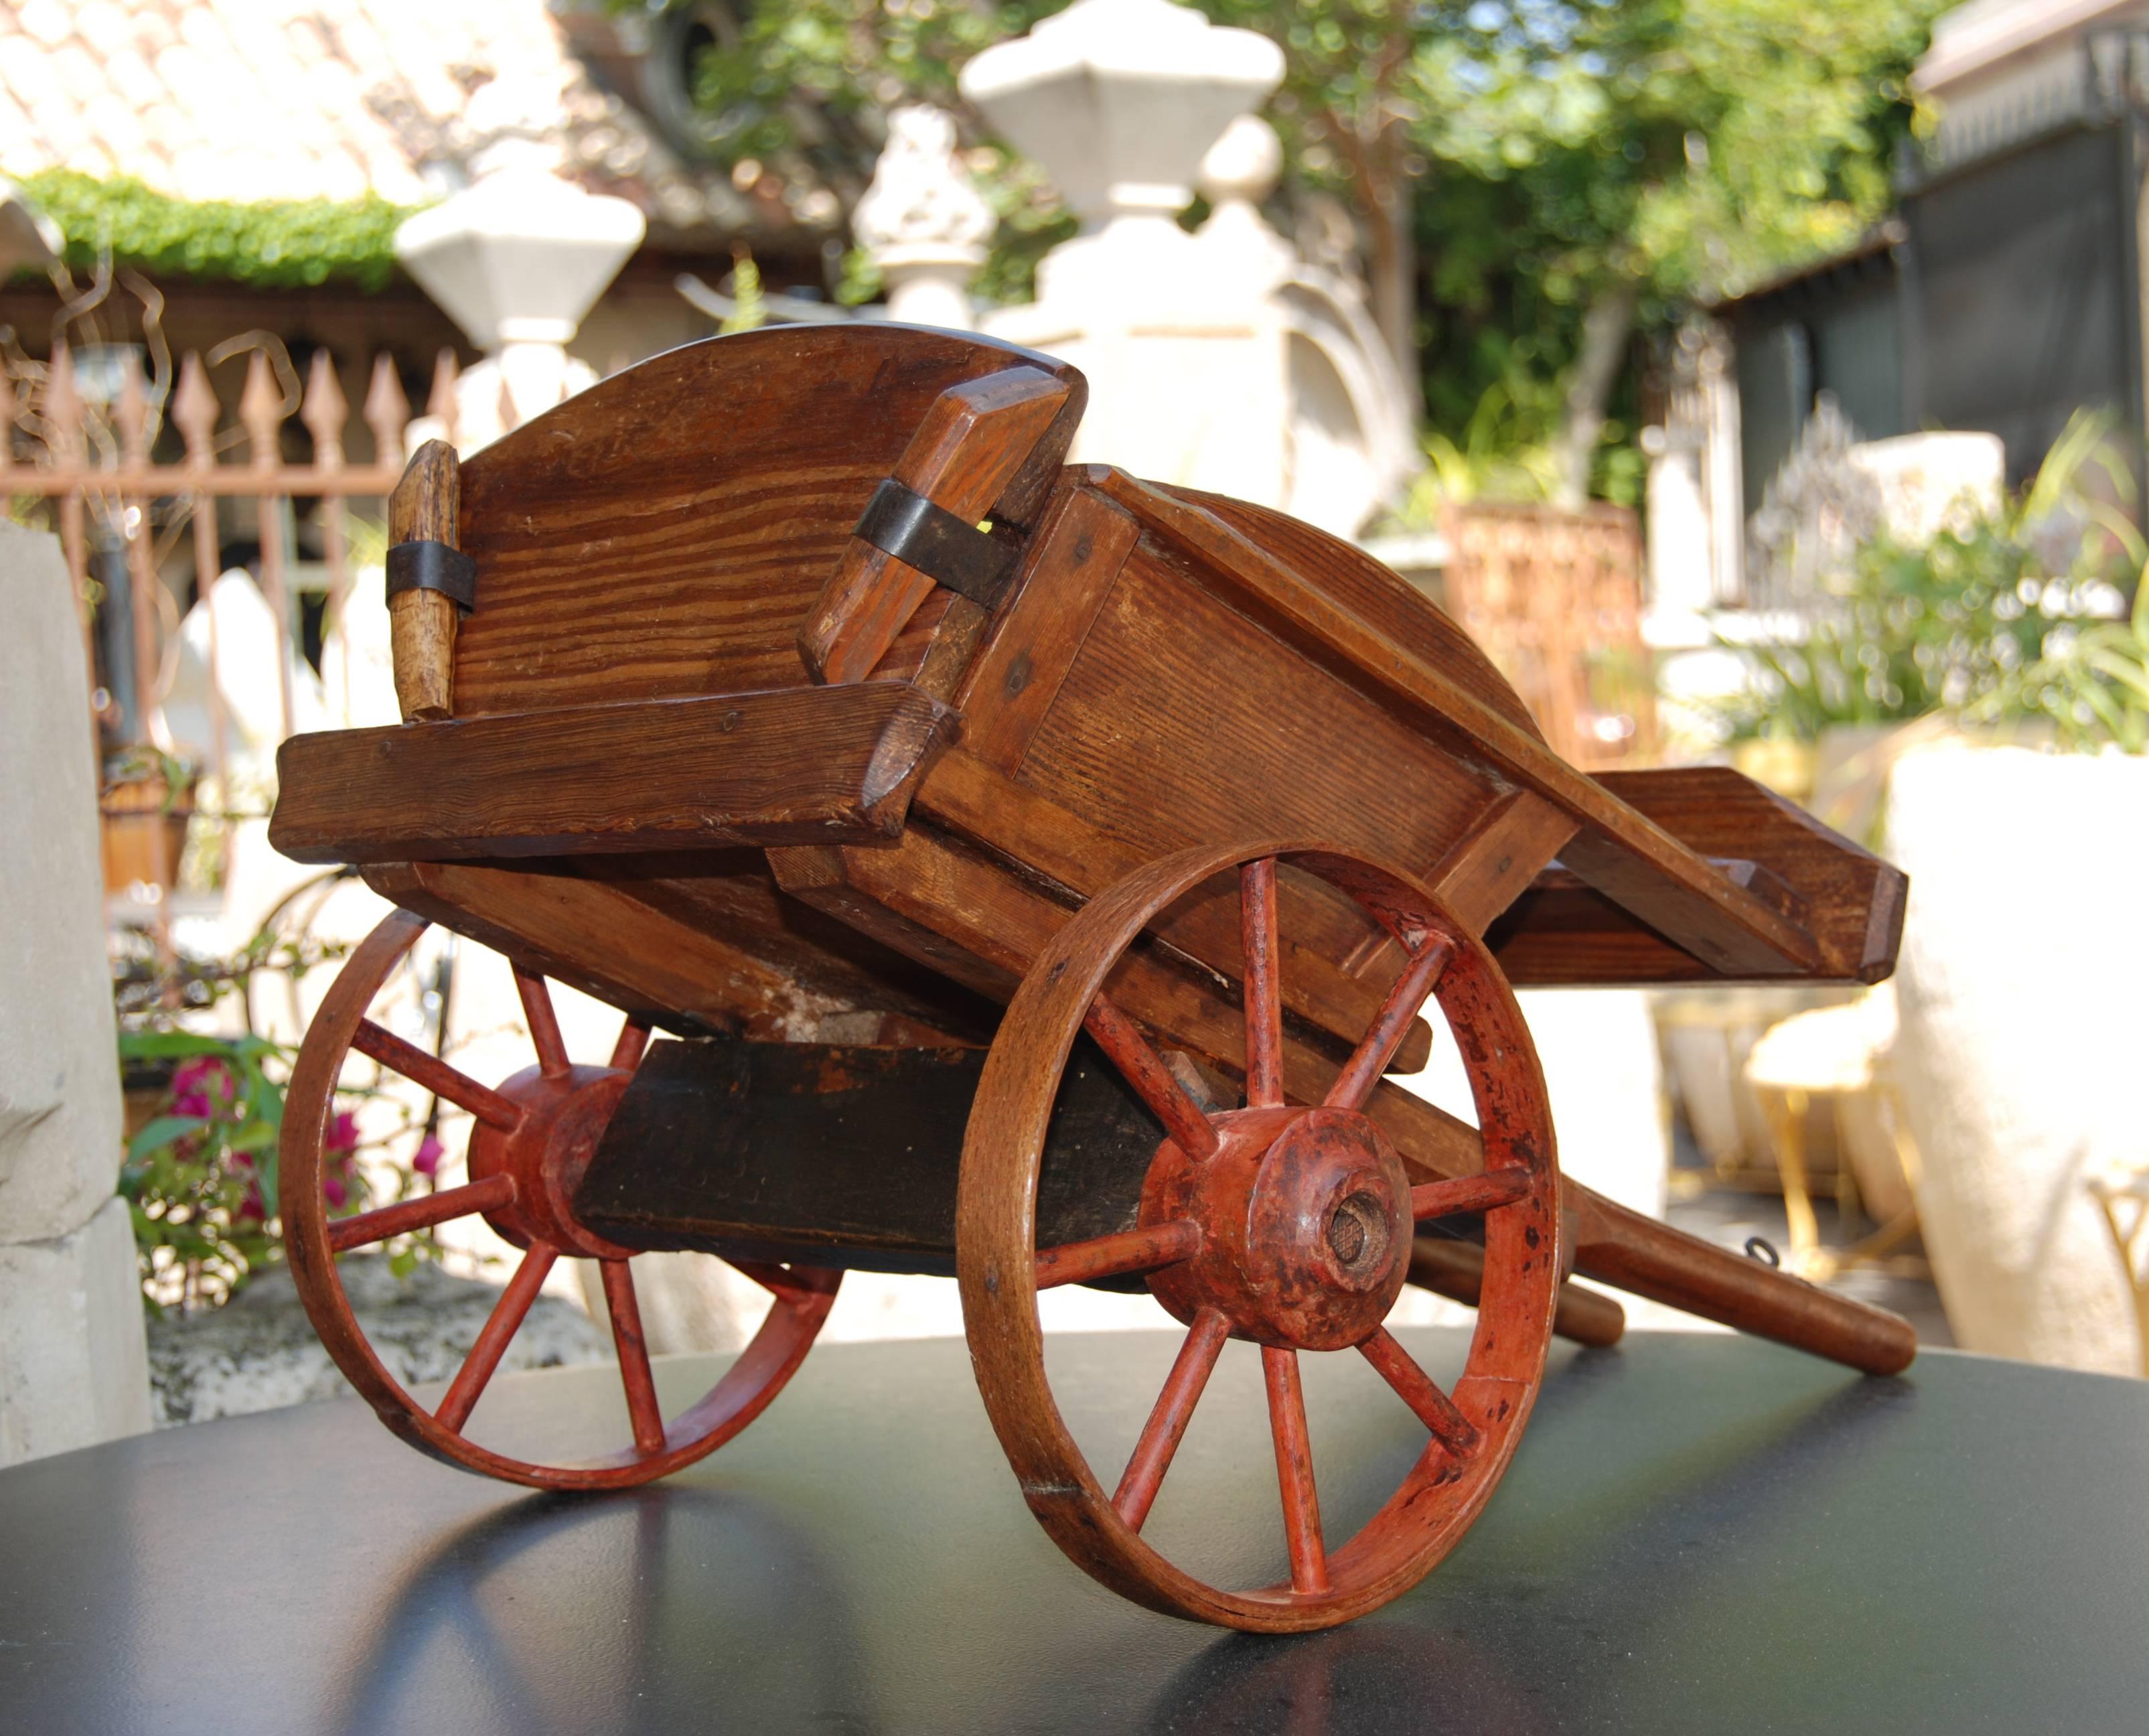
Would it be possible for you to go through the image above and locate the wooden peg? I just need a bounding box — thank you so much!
[388,439,461,721]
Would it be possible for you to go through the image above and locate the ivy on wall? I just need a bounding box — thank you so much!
[13,170,423,289]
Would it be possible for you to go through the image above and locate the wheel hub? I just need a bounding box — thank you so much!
[465,1063,636,1259]
[1141,1105,1413,1352]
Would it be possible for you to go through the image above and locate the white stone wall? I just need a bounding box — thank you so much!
[0,522,151,1465]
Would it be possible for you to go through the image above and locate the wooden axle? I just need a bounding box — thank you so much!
[570,1030,1914,1374]
[573,1033,1621,1342]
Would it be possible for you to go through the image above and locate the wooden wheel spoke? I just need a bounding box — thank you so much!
[1113,1307,1230,1532]
[1410,1167,1532,1221]
[351,1019,520,1131]
[609,1017,652,1072]
[1261,1346,1329,1595]
[1358,1327,1481,1457]
[1240,856,1284,1109]
[514,967,571,1080]
[599,1259,667,1456]
[721,1256,820,1304]
[1035,1219,1202,1291]
[1084,991,1219,1161]
[436,1244,559,1433]
[326,1173,516,1254]
[1324,936,1452,1112]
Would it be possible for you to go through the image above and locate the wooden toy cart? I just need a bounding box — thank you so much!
[271,326,1915,1634]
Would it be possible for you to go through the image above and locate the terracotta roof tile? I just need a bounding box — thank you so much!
[15,0,77,50]
[0,0,812,249]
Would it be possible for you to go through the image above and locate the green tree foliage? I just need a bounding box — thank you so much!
[1703,416,2149,751]
[656,0,1942,496]
[1416,0,1945,500]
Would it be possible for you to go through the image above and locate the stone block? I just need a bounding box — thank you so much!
[0,1198,151,1467]
[0,522,125,1244]
[148,1257,609,1429]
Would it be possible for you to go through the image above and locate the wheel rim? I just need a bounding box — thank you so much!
[281,909,839,1490]
[957,841,1560,1630]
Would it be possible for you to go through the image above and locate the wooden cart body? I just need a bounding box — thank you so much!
[273,324,1901,1346]
[270,327,1914,1628]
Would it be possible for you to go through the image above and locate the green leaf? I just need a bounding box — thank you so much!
[127,1114,208,1162]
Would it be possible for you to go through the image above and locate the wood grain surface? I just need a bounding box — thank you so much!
[272,684,959,863]
[799,365,1075,684]
[447,327,1082,717]
[1491,766,1908,985]
[1094,470,1824,979]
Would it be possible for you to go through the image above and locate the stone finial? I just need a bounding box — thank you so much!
[961,0,1283,228]
[1197,115,1291,286]
[853,106,994,329]
[394,164,645,353]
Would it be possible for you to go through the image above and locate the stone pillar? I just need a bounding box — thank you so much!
[854,107,992,330]
[0,522,151,1466]
[394,129,646,449]
[964,0,1416,536]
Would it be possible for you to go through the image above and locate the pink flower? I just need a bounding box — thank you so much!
[323,1173,347,1210]
[237,1183,266,1222]
[325,1112,359,1155]
[172,1056,233,1120]
[413,1134,445,1177]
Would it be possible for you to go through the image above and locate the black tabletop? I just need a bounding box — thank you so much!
[3,1325,2144,1736]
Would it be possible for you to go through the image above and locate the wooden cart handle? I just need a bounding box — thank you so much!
[1566,1187,1918,1376]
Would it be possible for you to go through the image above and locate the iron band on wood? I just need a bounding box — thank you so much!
[853,477,1019,607]
[385,538,478,613]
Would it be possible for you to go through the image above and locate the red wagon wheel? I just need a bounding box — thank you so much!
[958,840,1560,1631]
[281,909,838,1490]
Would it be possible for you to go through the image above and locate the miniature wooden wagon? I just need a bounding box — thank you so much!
[271,325,1915,1634]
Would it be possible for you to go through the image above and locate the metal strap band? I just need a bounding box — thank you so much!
[384,540,478,613]
[852,478,1018,608]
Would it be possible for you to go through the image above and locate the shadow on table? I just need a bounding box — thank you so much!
[324,1484,879,1736]
[1141,1356,1916,1736]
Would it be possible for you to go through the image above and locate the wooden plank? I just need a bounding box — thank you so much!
[269,685,959,865]
[366,856,984,1045]
[915,747,1432,1072]
[1427,790,1579,937]
[1009,532,1500,895]
[449,327,1082,717]
[1162,485,1546,741]
[569,851,997,1045]
[799,365,1076,685]
[1491,767,1906,987]
[1096,472,1824,979]
[954,486,1144,774]
[363,859,858,1038]
[769,824,1486,1179]
[575,1034,1159,1275]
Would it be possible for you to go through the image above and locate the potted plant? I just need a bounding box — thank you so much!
[100,745,197,898]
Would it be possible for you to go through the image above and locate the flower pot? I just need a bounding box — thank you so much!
[99,764,194,896]
[1885,743,2149,1374]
